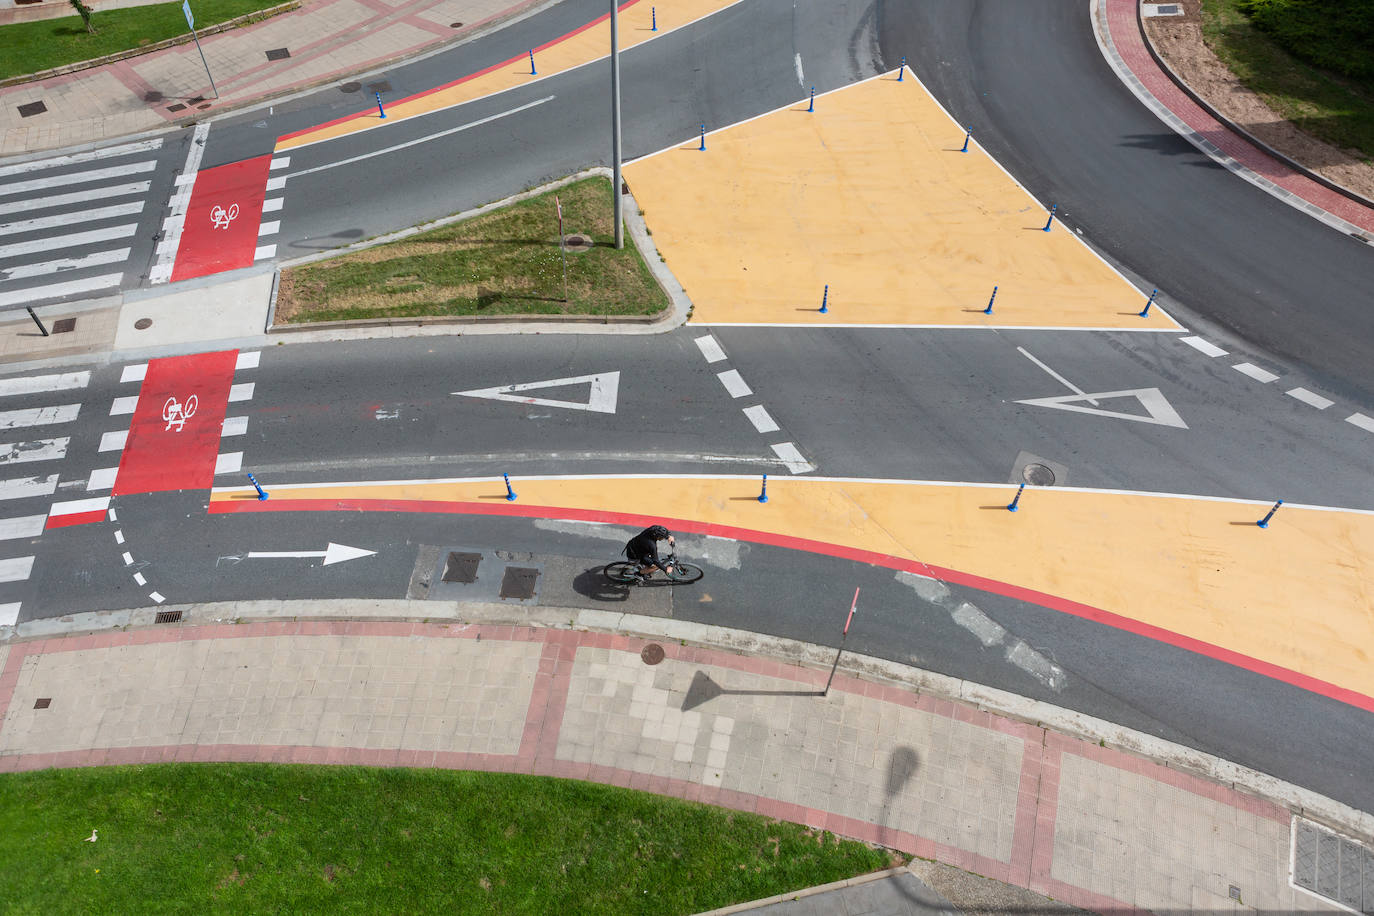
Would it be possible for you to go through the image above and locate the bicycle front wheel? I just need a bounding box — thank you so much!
[604,561,640,585]
[666,563,704,584]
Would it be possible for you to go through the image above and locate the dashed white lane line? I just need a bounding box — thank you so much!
[1179,335,1227,357]
[0,556,34,583]
[114,530,125,545]
[149,592,165,604]
[1348,413,1374,434]
[258,222,280,238]
[133,572,146,586]
[1287,388,1333,410]
[98,430,128,451]
[694,334,728,364]
[742,405,780,434]
[0,602,19,626]
[87,468,118,491]
[770,442,815,474]
[110,395,139,416]
[215,452,243,474]
[262,198,284,213]
[120,363,147,384]
[149,122,209,285]
[1233,362,1279,383]
[222,416,248,436]
[228,382,255,402]
[716,370,752,399]
[0,514,45,540]
[121,551,133,566]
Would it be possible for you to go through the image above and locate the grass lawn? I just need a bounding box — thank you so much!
[0,764,901,913]
[1201,0,1374,161]
[276,177,669,323]
[0,0,287,81]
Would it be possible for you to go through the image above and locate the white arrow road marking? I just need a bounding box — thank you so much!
[1015,388,1189,428]
[454,371,620,414]
[244,542,377,566]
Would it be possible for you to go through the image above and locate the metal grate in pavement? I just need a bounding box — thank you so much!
[442,552,481,583]
[154,610,182,624]
[52,317,76,334]
[17,101,47,118]
[33,698,50,709]
[265,47,290,60]
[500,566,539,600]
[1293,817,1373,913]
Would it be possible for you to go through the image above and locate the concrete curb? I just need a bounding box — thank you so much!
[690,865,914,915]
[7,596,1372,845]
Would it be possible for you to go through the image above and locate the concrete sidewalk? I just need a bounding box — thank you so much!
[3,600,1370,914]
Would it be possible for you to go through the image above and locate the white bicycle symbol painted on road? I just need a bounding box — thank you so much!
[162,394,198,432]
[209,202,240,230]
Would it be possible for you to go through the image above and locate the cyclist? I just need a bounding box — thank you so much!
[624,524,675,581]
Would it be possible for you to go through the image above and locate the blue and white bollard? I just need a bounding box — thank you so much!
[246,473,269,501]
[819,284,829,314]
[898,56,905,81]
[503,473,518,502]
[1139,288,1158,318]
[983,285,997,316]
[1256,499,1283,528]
[808,86,815,113]
[528,48,537,75]
[960,127,972,153]
[1006,482,1026,512]
[374,92,386,119]
[1042,204,1057,232]
[758,474,769,503]
[651,6,657,30]
[699,123,706,151]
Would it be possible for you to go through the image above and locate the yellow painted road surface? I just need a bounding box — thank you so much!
[212,477,1374,707]
[276,0,743,151]
[625,72,1182,328]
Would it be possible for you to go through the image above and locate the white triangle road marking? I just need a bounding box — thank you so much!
[453,371,620,414]
[1015,388,1188,429]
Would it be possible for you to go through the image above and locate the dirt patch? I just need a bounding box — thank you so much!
[1142,0,1374,200]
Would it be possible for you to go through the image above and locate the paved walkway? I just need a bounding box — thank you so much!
[1,603,1366,913]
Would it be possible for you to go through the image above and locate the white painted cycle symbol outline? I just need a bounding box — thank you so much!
[162,395,198,432]
[209,202,240,229]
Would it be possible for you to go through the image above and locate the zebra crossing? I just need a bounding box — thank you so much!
[0,137,164,309]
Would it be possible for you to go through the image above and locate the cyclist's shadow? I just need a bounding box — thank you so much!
[572,565,634,602]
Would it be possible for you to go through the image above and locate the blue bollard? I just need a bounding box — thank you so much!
[374,92,386,119]
[1042,204,1057,232]
[758,474,768,504]
[528,48,536,75]
[808,86,815,113]
[246,473,269,501]
[651,6,656,30]
[898,56,905,81]
[1006,482,1026,512]
[819,284,829,314]
[983,285,997,315]
[1256,499,1283,528]
[960,127,972,153]
[1139,288,1157,318]
[699,123,706,151]
[503,473,518,502]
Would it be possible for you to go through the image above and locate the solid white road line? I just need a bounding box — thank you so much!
[0,602,19,626]
[0,404,79,429]
[0,200,144,236]
[0,224,136,259]
[149,122,209,285]
[716,369,752,399]
[742,405,780,434]
[1286,388,1333,410]
[0,181,151,216]
[228,382,255,402]
[98,430,128,451]
[221,416,248,436]
[769,442,815,474]
[0,514,45,540]
[0,370,89,397]
[119,363,148,383]
[0,474,59,499]
[1233,362,1279,383]
[1018,346,1097,404]
[0,437,69,464]
[87,467,119,491]
[0,556,34,583]
[214,452,243,474]
[109,395,139,415]
[0,273,123,307]
[0,139,162,180]
[0,158,158,193]
[1179,336,1227,357]
[694,334,727,363]
[0,248,129,281]
[235,351,260,370]
[1347,413,1374,434]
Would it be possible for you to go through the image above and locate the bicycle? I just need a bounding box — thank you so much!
[603,551,704,586]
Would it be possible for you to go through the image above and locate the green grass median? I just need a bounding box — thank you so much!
[0,0,285,81]
[0,763,900,913]
[276,177,669,324]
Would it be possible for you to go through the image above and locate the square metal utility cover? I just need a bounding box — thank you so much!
[155,609,183,624]
[500,566,540,600]
[265,47,291,61]
[34,698,51,709]
[51,317,76,334]
[442,551,482,584]
[17,101,46,118]
[166,103,187,113]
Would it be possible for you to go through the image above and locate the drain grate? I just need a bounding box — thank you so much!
[265,47,291,60]
[155,609,183,624]
[499,566,539,600]
[1293,818,1373,913]
[33,698,51,709]
[166,103,187,113]
[442,552,481,583]
[17,101,47,118]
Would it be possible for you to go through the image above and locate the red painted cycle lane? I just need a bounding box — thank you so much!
[113,350,238,496]
[170,155,273,282]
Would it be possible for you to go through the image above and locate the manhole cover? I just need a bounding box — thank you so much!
[1293,818,1372,912]
[17,101,47,118]
[562,233,593,252]
[339,81,362,93]
[449,20,463,27]
[499,566,539,600]
[641,644,665,665]
[265,47,291,61]
[155,609,183,624]
[52,317,76,334]
[442,551,481,583]
[1022,463,1055,486]
[34,698,51,709]
[134,318,153,330]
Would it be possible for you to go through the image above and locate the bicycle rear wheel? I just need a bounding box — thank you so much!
[666,563,704,584]
[604,561,640,585]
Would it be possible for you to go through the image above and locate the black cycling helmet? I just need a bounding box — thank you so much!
[647,525,671,539]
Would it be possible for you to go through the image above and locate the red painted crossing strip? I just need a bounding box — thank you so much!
[171,155,273,282]
[113,350,238,495]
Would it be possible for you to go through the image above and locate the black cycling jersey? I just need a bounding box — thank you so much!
[625,526,669,572]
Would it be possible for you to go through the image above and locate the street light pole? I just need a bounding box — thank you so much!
[610,0,624,249]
